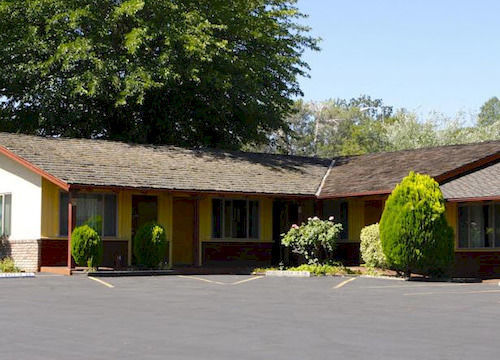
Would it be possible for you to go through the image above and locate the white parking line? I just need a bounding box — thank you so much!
[231,276,263,285]
[177,275,226,285]
[333,277,356,289]
[88,276,115,288]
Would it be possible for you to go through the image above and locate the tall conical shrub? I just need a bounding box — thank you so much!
[380,172,454,277]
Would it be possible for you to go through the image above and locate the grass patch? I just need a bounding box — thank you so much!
[0,257,20,273]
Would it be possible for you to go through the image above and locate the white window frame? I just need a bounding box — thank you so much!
[0,193,12,237]
[212,198,260,240]
[59,192,118,238]
[458,202,500,249]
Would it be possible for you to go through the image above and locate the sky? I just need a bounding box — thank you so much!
[296,0,500,118]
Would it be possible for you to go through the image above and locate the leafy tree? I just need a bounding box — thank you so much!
[478,96,500,127]
[0,0,318,149]
[379,172,454,277]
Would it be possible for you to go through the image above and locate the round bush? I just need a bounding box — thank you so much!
[71,225,103,268]
[360,223,387,269]
[379,172,454,277]
[133,222,167,268]
[281,217,342,264]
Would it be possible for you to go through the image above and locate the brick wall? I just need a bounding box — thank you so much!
[1,239,41,272]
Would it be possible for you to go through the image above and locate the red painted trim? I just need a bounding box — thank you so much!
[446,196,500,203]
[318,189,392,199]
[67,199,73,270]
[69,184,317,199]
[0,145,69,191]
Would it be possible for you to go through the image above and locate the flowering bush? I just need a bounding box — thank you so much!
[360,223,387,269]
[281,216,342,264]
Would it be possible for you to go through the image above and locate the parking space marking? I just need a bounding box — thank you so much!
[333,277,356,289]
[231,276,263,285]
[177,275,226,285]
[404,289,500,296]
[363,283,473,289]
[88,276,115,288]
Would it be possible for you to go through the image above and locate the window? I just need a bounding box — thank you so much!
[322,200,348,240]
[0,194,12,237]
[60,193,117,237]
[458,203,500,248]
[212,199,259,239]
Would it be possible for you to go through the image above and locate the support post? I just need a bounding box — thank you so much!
[67,192,75,271]
[193,198,200,267]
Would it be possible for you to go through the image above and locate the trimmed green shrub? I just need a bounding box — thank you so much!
[71,225,103,268]
[0,257,20,273]
[133,222,167,268]
[360,223,387,269]
[281,216,342,264]
[380,172,454,277]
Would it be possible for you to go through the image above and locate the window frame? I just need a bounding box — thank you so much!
[59,192,118,238]
[457,202,500,249]
[211,198,260,240]
[0,193,12,237]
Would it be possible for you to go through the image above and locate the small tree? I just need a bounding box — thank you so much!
[133,222,167,269]
[281,217,342,264]
[360,223,387,269]
[380,172,454,277]
[71,225,103,269]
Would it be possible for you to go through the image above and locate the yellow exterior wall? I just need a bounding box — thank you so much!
[348,198,365,242]
[41,179,62,238]
[445,202,458,249]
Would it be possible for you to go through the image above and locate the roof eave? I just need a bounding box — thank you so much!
[0,145,70,191]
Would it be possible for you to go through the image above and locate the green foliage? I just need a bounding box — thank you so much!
[478,97,500,127]
[133,222,167,268]
[281,217,342,264]
[360,223,387,269]
[288,263,359,276]
[0,0,318,149]
[71,225,103,268]
[0,257,20,273]
[379,172,454,277]
[84,215,103,234]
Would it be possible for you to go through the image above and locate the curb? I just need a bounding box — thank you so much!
[265,270,311,278]
[0,272,35,278]
[87,270,175,277]
[360,275,406,281]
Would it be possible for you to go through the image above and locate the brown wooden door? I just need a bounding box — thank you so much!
[172,198,196,266]
[364,200,384,226]
[132,195,158,239]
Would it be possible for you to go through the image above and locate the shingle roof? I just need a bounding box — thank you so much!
[441,161,500,200]
[319,141,500,198]
[0,132,331,196]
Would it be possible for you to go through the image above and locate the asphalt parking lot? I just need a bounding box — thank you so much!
[1,274,500,360]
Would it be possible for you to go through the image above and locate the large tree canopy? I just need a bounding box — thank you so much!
[0,0,318,148]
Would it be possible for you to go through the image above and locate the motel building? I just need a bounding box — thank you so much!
[0,132,499,277]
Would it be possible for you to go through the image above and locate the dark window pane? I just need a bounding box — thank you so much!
[340,201,348,240]
[104,195,117,237]
[484,205,493,248]
[469,205,484,248]
[224,200,232,238]
[232,200,247,238]
[212,199,222,238]
[458,206,468,248]
[60,193,69,236]
[75,194,103,234]
[249,201,259,238]
[4,194,11,237]
[495,205,500,247]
